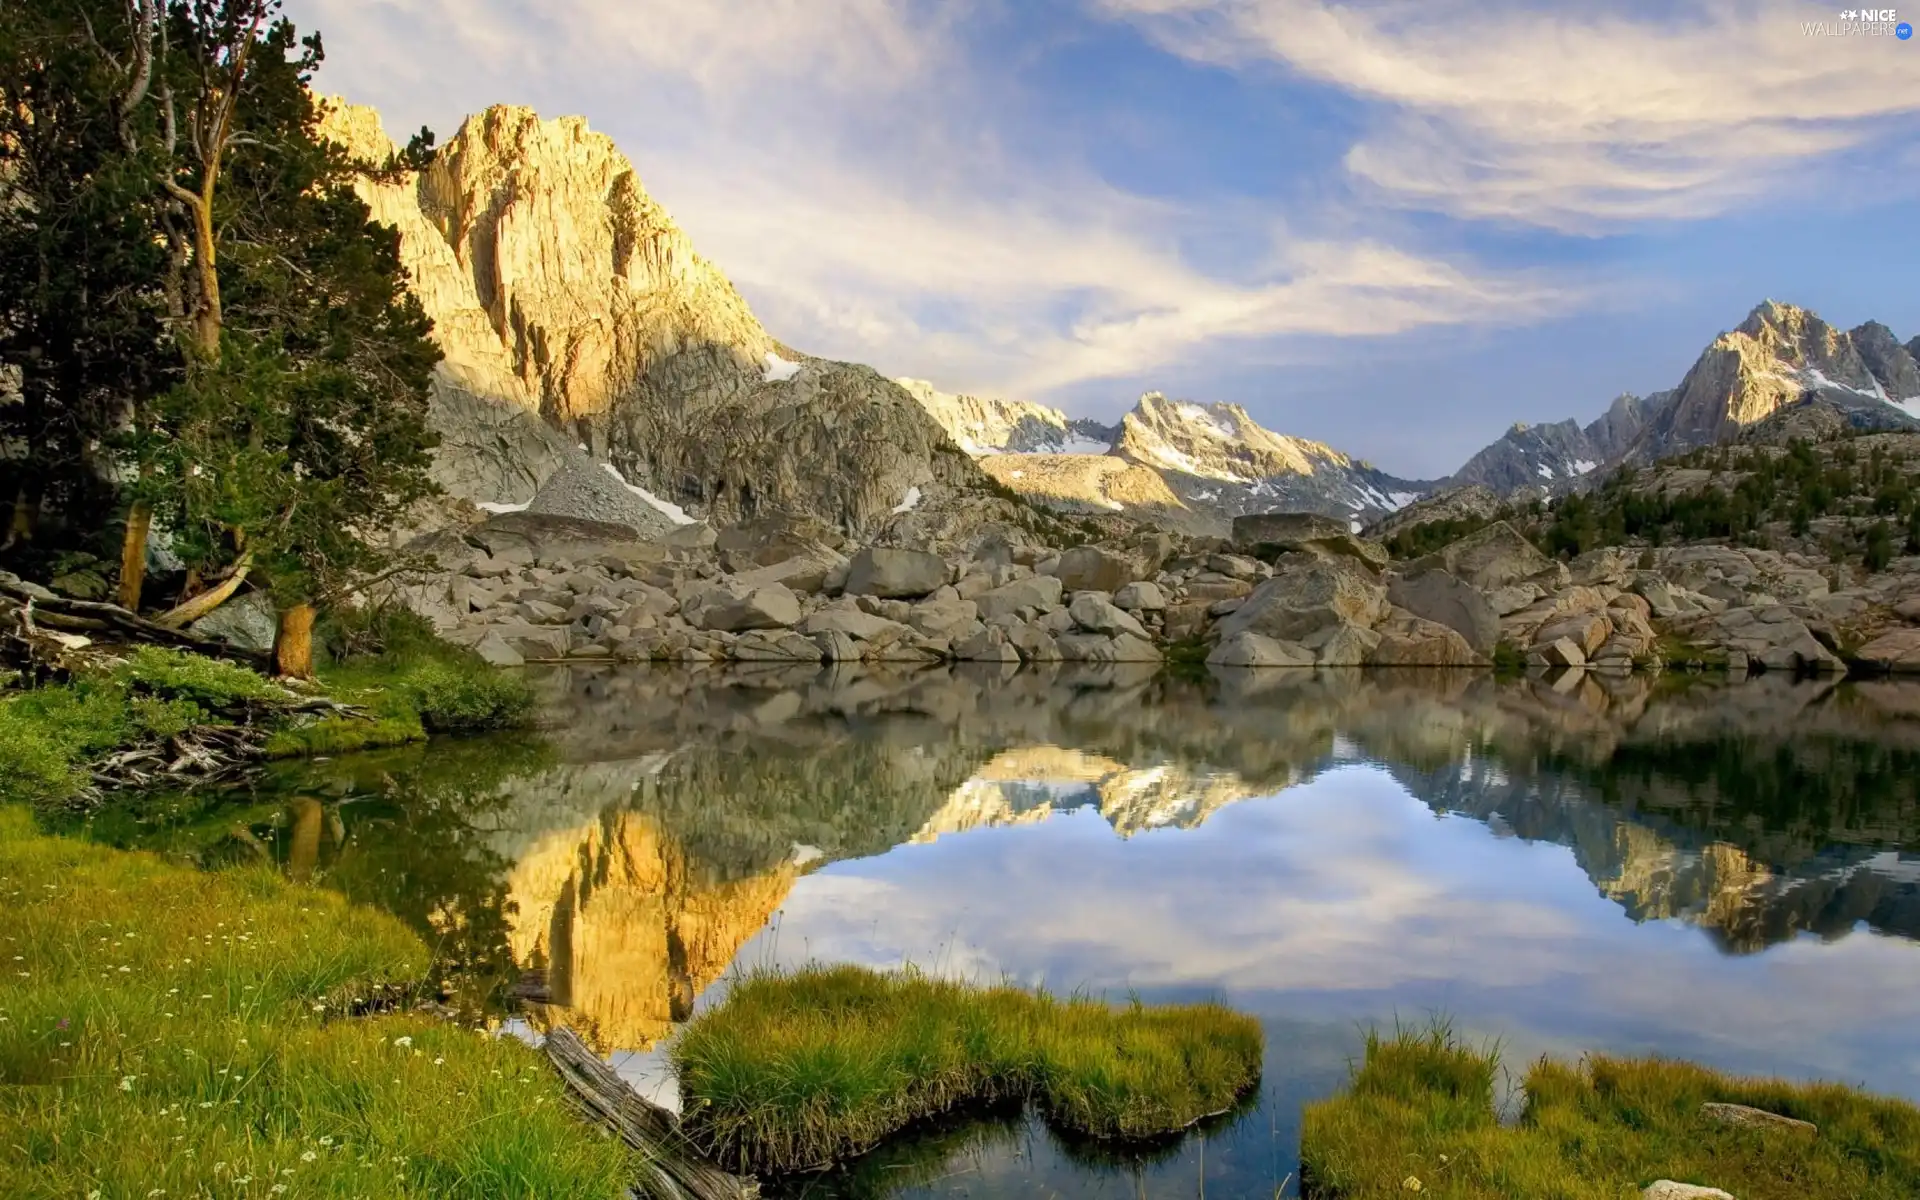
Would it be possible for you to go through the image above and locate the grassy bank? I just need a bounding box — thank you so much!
[0,804,635,1198]
[673,964,1264,1174]
[1300,1024,1920,1199]
[0,611,533,805]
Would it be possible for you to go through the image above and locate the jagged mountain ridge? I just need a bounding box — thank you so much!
[319,96,1920,537]
[897,379,1116,455]
[955,390,1436,534]
[1114,392,1432,524]
[318,100,1003,538]
[1633,301,1920,460]
[1449,392,1667,494]
[1452,302,1920,497]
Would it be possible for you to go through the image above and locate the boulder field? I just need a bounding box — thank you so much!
[380,511,1920,676]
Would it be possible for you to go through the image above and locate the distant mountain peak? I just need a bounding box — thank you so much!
[1111,391,1428,525]
[1447,300,1920,493]
[899,379,1116,456]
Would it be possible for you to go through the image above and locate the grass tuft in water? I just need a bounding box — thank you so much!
[0,805,636,1198]
[1300,1021,1920,1198]
[673,963,1264,1174]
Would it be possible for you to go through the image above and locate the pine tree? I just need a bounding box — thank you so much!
[0,0,177,559]
[141,12,441,675]
[3,1,441,676]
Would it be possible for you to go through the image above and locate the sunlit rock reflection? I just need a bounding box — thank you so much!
[82,661,1920,1070]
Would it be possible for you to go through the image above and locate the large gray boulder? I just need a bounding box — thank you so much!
[188,591,278,653]
[1854,627,1920,673]
[1387,569,1498,654]
[1232,512,1349,546]
[1414,521,1554,591]
[1370,608,1483,666]
[1304,621,1381,666]
[1068,593,1150,640]
[908,598,982,640]
[1206,631,1314,668]
[844,547,948,598]
[732,550,847,595]
[799,609,915,643]
[1113,581,1166,611]
[698,585,802,633]
[731,631,823,661]
[1679,605,1844,673]
[1233,512,1387,570]
[1051,545,1142,592]
[975,576,1065,621]
[715,514,846,569]
[1215,560,1389,645]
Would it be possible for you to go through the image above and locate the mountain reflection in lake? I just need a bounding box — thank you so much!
[77,663,1920,1199]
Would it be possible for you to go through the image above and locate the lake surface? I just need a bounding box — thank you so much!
[73,663,1920,1198]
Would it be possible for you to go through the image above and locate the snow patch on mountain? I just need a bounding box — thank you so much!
[763,352,802,383]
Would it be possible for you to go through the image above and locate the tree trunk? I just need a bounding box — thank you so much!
[118,502,153,612]
[3,487,33,549]
[274,603,316,679]
[154,551,254,629]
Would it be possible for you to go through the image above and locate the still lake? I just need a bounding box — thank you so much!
[71,663,1920,1198]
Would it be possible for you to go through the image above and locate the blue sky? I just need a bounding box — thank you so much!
[291,0,1920,477]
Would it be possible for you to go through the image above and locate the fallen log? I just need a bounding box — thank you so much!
[543,1026,758,1200]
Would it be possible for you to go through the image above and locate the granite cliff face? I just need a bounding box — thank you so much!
[318,100,998,537]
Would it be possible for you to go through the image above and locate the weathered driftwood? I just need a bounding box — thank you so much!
[544,1027,758,1200]
[0,570,269,667]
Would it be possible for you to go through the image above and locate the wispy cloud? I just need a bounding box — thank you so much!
[289,0,1579,404]
[1100,0,1920,231]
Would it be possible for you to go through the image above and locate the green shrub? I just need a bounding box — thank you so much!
[0,704,86,805]
[318,601,446,666]
[1490,640,1526,677]
[398,659,535,734]
[1865,519,1895,572]
[119,645,282,707]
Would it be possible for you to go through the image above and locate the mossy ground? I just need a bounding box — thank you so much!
[0,608,534,800]
[1300,1023,1920,1199]
[673,964,1263,1175]
[0,804,635,1198]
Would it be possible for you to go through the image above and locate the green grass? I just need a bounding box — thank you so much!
[0,804,636,1198]
[1300,1023,1920,1199]
[673,964,1264,1175]
[0,612,535,793]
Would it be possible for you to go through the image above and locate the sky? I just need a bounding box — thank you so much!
[287,0,1920,478]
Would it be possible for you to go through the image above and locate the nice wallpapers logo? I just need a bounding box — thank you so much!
[1804,8,1914,36]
